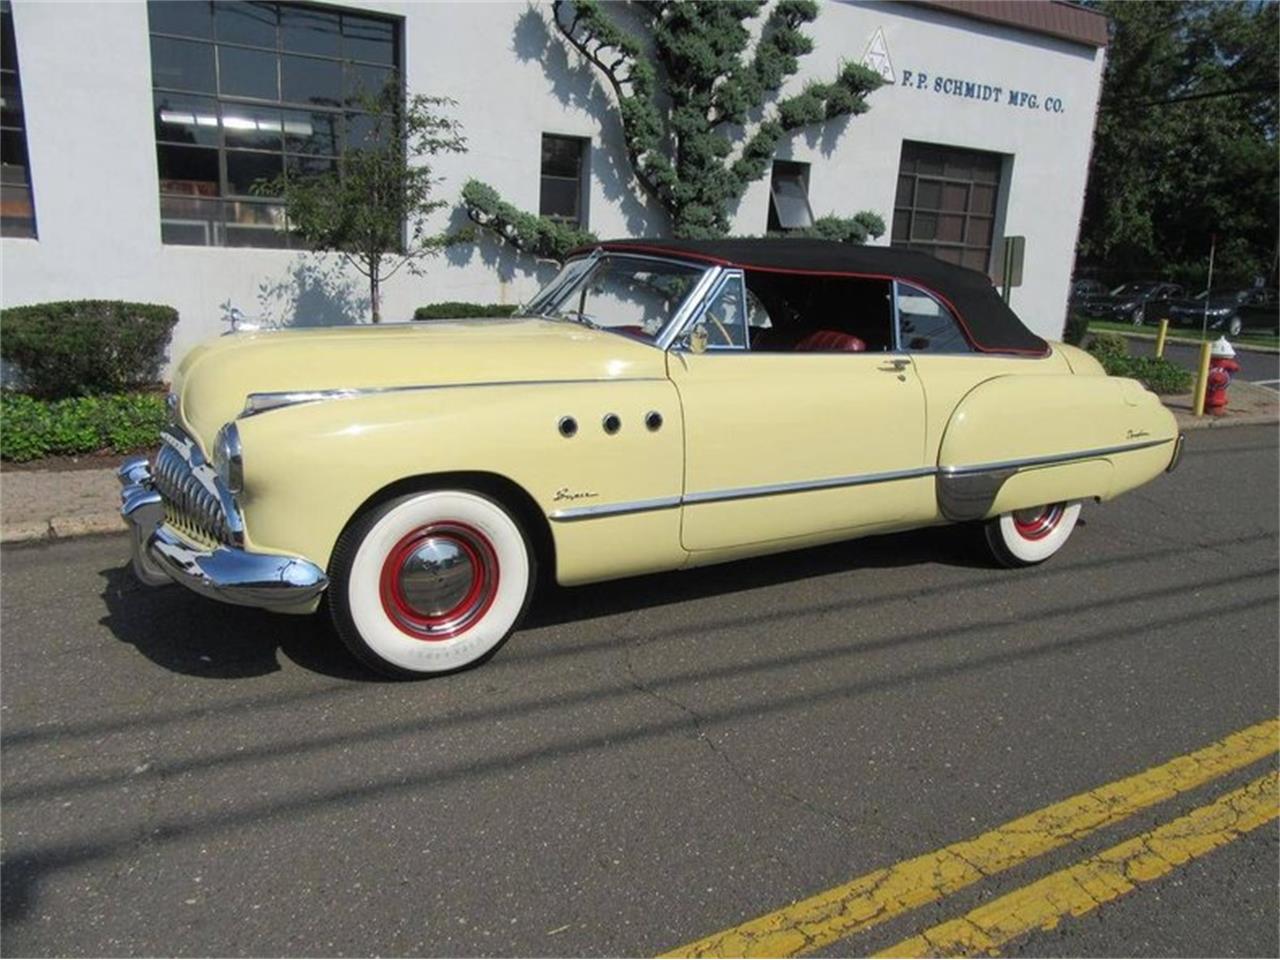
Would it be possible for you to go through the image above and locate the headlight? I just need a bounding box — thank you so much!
[213,422,244,494]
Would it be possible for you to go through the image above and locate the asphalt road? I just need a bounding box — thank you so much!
[2,426,1277,957]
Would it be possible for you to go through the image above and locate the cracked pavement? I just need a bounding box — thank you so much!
[1,425,1276,957]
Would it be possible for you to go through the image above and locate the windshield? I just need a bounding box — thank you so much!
[519,254,707,343]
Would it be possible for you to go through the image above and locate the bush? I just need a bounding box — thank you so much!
[1062,311,1090,346]
[413,302,520,320]
[0,391,167,462]
[0,300,178,399]
[1086,331,1128,360]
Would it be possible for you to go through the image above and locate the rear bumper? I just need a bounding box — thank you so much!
[118,457,327,615]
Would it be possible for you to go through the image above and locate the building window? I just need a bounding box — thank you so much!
[1,0,35,239]
[892,142,1002,273]
[539,134,587,228]
[768,160,813,232]
[147,0,399,248]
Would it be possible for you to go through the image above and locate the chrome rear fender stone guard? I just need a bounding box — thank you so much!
[118,457,328,614]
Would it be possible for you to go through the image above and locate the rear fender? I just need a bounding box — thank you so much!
[936,374,1178,521]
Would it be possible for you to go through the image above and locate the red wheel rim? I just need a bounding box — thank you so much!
[379,522,500,640]
[1012,503,1065,541]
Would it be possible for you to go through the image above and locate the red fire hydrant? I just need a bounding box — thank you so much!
[1205,336,1240,413]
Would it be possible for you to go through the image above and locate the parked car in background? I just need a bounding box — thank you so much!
[1069,278,1107,313]
[1233,289,1280,334]
[1088,281,1184,325]
[118,239,1183,678]
[1167,288,1264,335]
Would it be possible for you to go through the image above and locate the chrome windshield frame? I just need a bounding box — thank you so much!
[520,250,720,350]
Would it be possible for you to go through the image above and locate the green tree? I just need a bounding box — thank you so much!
[264,85,466,322]
[1079,1,1278,287]
[464,0,885,255]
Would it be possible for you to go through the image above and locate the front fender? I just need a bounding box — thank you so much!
[233,380,686,582]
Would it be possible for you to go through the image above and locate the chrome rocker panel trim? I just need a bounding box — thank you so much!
[550,438,1176,524]
[118,458,327,615]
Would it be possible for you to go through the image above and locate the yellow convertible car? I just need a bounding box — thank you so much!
[119,239,1183,677]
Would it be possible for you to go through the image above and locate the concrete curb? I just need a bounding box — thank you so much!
[2,512,124,545]
[1105,329,1280,355]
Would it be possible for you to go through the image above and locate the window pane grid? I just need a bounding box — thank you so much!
[147,0,399,248]
[539,134,587,227]
[0,0,34,237]
[891,141,1002,274]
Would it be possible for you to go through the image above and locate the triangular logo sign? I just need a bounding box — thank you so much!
[862,28,895,84]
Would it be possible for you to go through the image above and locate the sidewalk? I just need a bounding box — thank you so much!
[2,467,124,543]
[1,382,1275,544]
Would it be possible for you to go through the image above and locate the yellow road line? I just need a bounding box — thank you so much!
[877,771,1280,958]
[659,719,1279,959]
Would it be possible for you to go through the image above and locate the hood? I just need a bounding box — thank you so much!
[174,316,666,445]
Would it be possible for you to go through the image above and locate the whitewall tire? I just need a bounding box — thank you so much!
[329,490,535,677]
[983,500,1082,568]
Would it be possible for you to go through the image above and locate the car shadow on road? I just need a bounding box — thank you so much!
[96,522,998,681]
[97,564,385,683]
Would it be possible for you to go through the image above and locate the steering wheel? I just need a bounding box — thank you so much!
[704,312,735,347]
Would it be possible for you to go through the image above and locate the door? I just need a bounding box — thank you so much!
[667,272,932,555]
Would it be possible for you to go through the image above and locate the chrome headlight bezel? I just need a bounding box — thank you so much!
[213,422,244,494]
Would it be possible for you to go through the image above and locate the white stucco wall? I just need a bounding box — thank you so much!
[1,0,1104,370]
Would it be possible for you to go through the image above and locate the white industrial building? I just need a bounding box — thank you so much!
[1,0,1108,366]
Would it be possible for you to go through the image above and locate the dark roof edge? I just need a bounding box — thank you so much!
[904,1,1109,49]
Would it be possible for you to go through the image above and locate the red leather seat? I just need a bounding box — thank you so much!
[793,329,866,352]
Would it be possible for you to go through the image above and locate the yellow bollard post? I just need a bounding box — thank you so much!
[1192,340,1212,417]
[1155,318,1169,358]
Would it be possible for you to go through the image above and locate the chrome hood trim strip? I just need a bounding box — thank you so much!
[242,378,666,417]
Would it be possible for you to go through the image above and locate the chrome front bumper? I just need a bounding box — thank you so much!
[118,456,328,615]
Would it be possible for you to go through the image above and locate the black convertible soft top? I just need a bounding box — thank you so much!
[581,238,1049,356]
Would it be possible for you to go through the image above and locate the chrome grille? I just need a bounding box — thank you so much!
[152,434,240,546]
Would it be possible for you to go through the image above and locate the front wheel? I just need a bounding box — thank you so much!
[329,490,535,678]
[1131,306,1145,325]
[983,501,1082,568]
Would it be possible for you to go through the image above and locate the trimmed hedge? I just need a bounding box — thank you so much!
[0,392,167,462]
[413,302,520,320]
[1086,333,1192,395]
[1063,310,1090,347]
[0,300,178,399]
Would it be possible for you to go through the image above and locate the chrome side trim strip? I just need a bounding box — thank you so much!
[550,437,1175,524]
[242,378,667,417]
[682,466,937,505]
[938,437,1173,477]
[548,467,933,523]
[549,495,683,522]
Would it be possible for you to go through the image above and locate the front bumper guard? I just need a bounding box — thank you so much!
[118,456,328,615]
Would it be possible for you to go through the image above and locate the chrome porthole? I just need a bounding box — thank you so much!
[558,416,578,438]
[602,413,621,435]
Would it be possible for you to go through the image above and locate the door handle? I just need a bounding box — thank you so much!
[880,358,910,372]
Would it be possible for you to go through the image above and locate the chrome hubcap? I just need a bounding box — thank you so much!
[1012,503,1064,541]
[398,537,476,617]
[380,522,500,640]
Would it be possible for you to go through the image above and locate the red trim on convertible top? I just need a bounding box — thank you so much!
[584,241,1051,358]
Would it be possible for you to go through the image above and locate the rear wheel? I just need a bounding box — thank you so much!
[329,490,535,678]
[983,500,1082,568]
[1228,316,1243,336]
[1131,305,1145,325]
